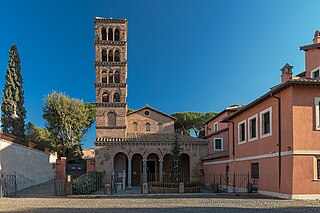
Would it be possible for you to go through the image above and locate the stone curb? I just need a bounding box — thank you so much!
[67,192,270,199]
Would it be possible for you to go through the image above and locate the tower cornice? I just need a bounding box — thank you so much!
[94,17,127,23]
[94,61,127,66]
[95,102,127,108]
[94,83,127,88]
[94,40,126,45]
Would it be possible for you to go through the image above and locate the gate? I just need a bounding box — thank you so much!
[66,159,86,178]
[0,173,18,197]
[54,174,66,196]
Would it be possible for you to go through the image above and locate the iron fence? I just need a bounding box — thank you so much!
[0,173,18,197]
[143,172,259,194]
[203,173,259,193]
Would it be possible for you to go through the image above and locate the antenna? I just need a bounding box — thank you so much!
[109,9,112,19]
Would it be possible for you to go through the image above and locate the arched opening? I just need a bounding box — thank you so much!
[101,71,107,83]
[181,153,190,181]
[102,92,109,102]
[108,28,113,41]
[113,92,120,102]
[115,28,120,41]
[114,71,120,83]
[163,154,173,175]
[147,153,159,182]
[114,50,120,62]
[133,122,138,131]
[102,50,107,61]
[108,50,113,62]
[146,123,150,132]
[158,123,163,132]
[114,152,128,186]
[108,71,113,83]
[131,153,143,186]
[108,112,116,127]
[101,28,107,40]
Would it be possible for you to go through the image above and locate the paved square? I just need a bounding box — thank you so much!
[1,195,320,212]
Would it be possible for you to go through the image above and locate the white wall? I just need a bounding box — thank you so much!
[0,139,56,190]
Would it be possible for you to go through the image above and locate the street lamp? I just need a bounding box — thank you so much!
[0,99,19,197]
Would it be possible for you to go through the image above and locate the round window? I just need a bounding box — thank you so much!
[144,111,149,115]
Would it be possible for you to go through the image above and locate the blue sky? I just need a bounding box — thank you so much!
[0,0,319,148]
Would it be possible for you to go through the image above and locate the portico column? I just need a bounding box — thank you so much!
[143,159,147,183]
[128,158,132,188]
[159,159,163,182]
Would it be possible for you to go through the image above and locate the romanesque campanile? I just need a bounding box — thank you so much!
[94,17,128,138]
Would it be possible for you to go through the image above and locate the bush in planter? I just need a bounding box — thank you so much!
[72,172,102,195]
[152,182,179,188]
[185,181,201,187]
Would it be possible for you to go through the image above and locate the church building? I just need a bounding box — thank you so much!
[93,17,208,187]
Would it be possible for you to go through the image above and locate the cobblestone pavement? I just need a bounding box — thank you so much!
[1,195,320,213]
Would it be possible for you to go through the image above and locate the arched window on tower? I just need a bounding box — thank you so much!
[108,50,113,62]
[158,123,163,131]
[113,92,120,102]
[101,28,107,40]
[108,28,113,41]
[146,123,151,132]
[102,50,107,61]
[102,92,109,102]
[108,71,113,83]
[115,28,120,41]
[108,112,116,127]
[114,50,120,62]
[133,122,138,131]
[101,71,107,83]
[114,71,120,83]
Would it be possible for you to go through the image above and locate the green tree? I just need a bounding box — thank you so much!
[171,134,181,181]
[1,44,26,139]
[43,91,95,158]
[171,112,216,138]
[25,122,52,150]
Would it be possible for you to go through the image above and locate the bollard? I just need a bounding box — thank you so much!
[213,183,219,193]
[142,183,148,194]
[104,184,111,195]
[247,183,253,193]
[179,182,184,193]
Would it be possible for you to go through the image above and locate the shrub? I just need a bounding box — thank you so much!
[72,172,102,195]
[151,181,200,188]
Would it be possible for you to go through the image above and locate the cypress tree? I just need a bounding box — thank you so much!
[1,44,26,139]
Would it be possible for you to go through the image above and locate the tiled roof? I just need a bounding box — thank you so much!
[223,78,320,121]
[300,43,320,51]
[203,105,241,125]
[202,150,229,161]
[95,133,208,144]
[202,128,229,139]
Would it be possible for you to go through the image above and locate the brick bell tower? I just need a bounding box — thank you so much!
[94,17,128,138]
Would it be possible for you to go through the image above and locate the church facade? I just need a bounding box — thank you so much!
[93,17,208,187]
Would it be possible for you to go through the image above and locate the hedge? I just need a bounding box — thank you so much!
[72,172,102,195]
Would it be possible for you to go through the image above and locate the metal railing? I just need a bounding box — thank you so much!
[142,172,259,194]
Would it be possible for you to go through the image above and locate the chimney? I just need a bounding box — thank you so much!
[281,63,293,83]
[313,30,320,44]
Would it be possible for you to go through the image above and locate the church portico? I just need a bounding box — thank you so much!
[95,133,208,187]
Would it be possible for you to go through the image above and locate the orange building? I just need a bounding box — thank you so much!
[203,31,320,199]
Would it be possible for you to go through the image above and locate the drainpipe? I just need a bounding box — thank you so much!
[272,94,281,189]
[230,121,235,158]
